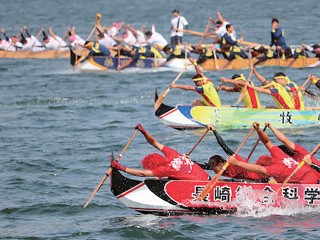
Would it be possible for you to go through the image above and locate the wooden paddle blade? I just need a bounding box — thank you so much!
[83,169,111,208]
[197,162,229,201]
[154,92,167,111]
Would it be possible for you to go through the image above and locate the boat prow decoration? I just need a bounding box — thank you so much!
[154,88,206,130]
[110,169,320,216]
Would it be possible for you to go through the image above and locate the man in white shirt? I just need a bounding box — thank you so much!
[211,12,236,41]
[170,9,188,45]
[145,24,168,48]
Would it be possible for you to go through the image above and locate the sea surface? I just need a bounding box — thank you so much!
[0,0,320,239]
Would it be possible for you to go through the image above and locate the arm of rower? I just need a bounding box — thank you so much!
[220,86,236,92]
[216,12,226,24]
[253,69,269,84]
[124,168,155,177]
[267,123,295,150]
[247,84,271,94]
[170,84,196,91]
[140,130,164,152]
[256,128,274,151]
[229,155,268,175]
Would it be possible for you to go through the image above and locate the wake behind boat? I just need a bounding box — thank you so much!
[154,89,320,130]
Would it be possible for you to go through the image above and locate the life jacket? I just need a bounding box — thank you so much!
[235,75,261,108]
[92,42,101,54]
[285,78,304,110]
[270,83,294,109]
[266,49,275,58]
[199,79,221,107]
[150,46,163,58]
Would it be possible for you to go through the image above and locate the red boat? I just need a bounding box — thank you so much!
[110,169,320,216]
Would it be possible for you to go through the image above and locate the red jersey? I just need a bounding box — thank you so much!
[224,154,267,181]
[264,146,319,184]
[293,144,320,166]
[150,146,210,180]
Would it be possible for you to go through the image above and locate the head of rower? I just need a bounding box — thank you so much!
[207,155,226,173]
[192,74,206,87]
[272,72,289,87]
[271,17,279,30]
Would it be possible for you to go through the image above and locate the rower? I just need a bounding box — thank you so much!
[228,122,319,184]
[301,43,320,58]
[220,43,248,60]
[219,73,261,108]
[41,27,67,50]
[169,57,221,107]
[0,29,17,51]
[251,45,277,66]
[308,75,320,90]
[110,124,210,181]
[127,24,148,47]
[144,24,168,49]
[68,27,86,51]
[267,122,320,168]
[205,125,269,182]
[220,24,242,47]
[83,41,111,57]
[192,44,218,65]
[247,69,295,109]
[22,26,44,52]
[112,24,137,46]
[156,44,190,67]
[209,12,236,41]
[117,45,163,70]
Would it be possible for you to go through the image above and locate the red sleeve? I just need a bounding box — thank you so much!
[295,144,320,166]
[269,146,289,160]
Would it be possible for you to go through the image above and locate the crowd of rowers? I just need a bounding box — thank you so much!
[2,11,320,68]
[71,11,320,70]
[111,122,320,185]
[167,57,319,110]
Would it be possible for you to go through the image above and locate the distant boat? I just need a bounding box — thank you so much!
[0,49,70,59]
[70,48,320,72]
[154,89,320,130]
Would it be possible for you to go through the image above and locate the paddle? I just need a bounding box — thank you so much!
[238,40,270,49]
[199,18,211,44]
[154,63,189,111]
[275,143,320,194]
[197,127,255,201]
[213,49,219,70]
[74,13,102,70]
[236,67,254,105]
[186,128,209,156]
[86,13,102,41]
[246,125,267,161]
[83,128,139,208]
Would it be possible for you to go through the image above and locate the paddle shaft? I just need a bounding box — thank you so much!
[213,49,219,70]
[246,125,267,161]
[236,68,254,105]
[197,127,255,200]
[83,129,139,208]
[154,64,189,111]
[199,18,211,44]
[186,129,209,156]
[275,143,320,194]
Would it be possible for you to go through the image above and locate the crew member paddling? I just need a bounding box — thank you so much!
[219,73,261,108]
[111,124,210,181]
[228,122,320,184]
[248,69,295,109]
[170,58,221,107]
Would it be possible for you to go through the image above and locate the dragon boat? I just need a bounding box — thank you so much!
[0,49,71,59]
[70,49,320,72]
[110,168,320,216]
[154,90,320,130]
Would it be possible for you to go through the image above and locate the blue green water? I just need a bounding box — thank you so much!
[0,0,319,239]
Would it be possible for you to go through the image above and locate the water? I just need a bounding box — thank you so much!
[0,0,319,239]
